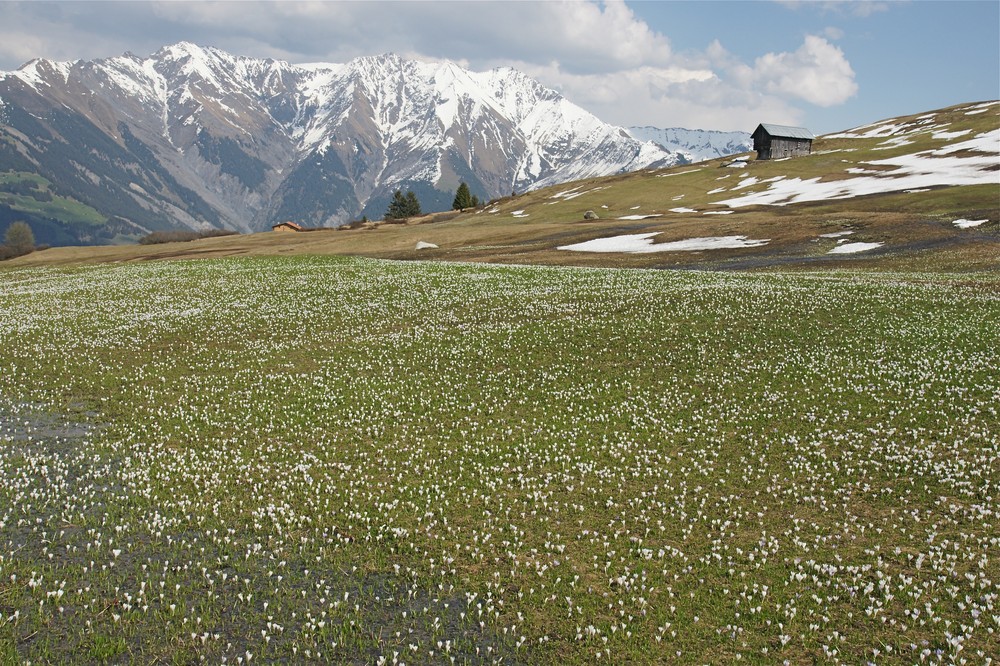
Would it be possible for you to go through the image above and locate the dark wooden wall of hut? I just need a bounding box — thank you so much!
[753,135,812,160]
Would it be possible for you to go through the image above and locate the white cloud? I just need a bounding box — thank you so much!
[778,1,890,18]
[0,1,858,132]
[138,0,675,75]
[519,59,803,131]
[749,35,858,107]
[823,26,845,40]
[533,33,856,130]
[0,31,57,67]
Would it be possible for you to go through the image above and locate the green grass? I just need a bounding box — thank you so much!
[0,256,997,664]
[86,633,127,662]
[0,172,49,187]
[0,170,107,226]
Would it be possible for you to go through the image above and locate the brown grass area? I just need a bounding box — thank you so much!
[10,204,995,273]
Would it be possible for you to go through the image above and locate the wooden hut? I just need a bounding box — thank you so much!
[751,124,815,160]
[271,221,304,232]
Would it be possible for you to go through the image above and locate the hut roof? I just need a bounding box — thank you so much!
[755,124,815,140]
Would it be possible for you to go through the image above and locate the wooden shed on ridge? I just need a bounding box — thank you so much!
[751,124,815,160]
[272,221,304,232]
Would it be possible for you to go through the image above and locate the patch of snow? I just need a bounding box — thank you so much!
[827,121,908,140]
[415,241,439,250]
[558,233,769,254]
[731,176,759,191]
[873,136,915,150]
[827,242,883,254]
[617,214,662,220]
[560,187,606,201]
[933,129,971,140]
[714,131,1000,208]
[512,210,528,218]
[953,218,988,229]
[819,231,854,238]
[930,129,1000,155]
[670,207,697,213]
[656,168,702,178]
[707,187,727,194]
[964,101,998,115]
[703,211,733,215]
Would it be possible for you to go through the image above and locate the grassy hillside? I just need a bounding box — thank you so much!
[1,257,998,664]
[0,172,106,225]
[7,101,997,271]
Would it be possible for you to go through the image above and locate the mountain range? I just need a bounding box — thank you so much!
[625,127,751,163]
[0,43,755,245]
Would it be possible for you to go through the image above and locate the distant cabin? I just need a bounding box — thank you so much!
[751,124,815,160]
[272,221,304,232]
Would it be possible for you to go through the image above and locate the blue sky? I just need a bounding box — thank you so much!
[0,1,997,134]
[627,1,1000,132]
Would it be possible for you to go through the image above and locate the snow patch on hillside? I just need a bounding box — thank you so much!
[828,242,883,254]
[559,233,769,253]
[714,129,1000,208]
[953,218,988,228]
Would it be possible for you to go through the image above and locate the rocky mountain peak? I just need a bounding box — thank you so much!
[0,44,678,243]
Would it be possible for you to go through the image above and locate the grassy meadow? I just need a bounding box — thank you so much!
[1,256,998,664]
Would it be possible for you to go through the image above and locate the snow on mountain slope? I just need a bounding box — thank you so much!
[627,126,752,164]
[0,43,677,237]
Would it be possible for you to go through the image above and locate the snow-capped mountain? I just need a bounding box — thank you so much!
[0,43,678,241]
[626,126,752,164]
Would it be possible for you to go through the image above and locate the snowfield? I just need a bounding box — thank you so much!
[827,241,885,254]
[953,218,988,228]
[558,233,769,253]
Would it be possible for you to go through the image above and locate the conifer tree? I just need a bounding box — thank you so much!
[385,190,408,220]
[385,189,422,220]
[452,182,473,210]
[404,190,421,217]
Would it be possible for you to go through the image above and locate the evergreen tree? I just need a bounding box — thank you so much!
[385,190,408,220]
[385,189,422,220]
[4,221,35,255]
[404,191,421,217]
[452,182,473,210]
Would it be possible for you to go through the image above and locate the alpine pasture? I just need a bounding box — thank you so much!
[1,256,997,664]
